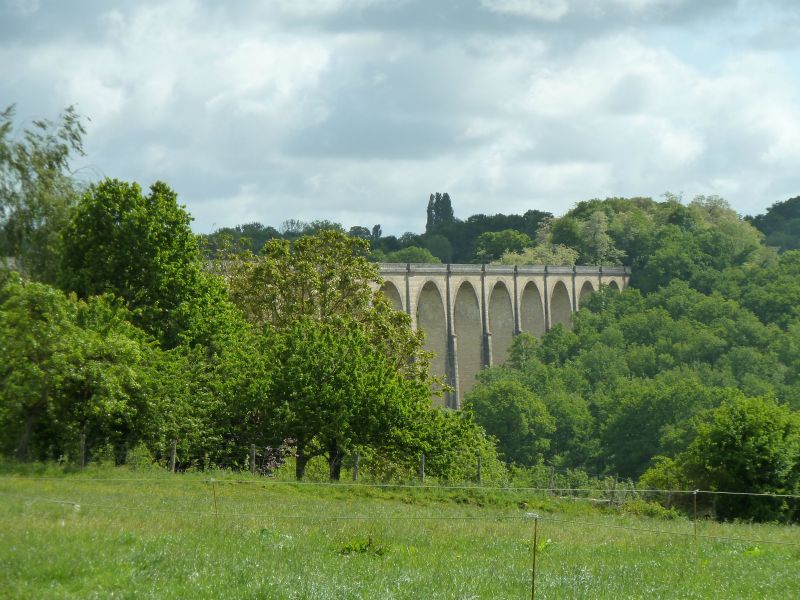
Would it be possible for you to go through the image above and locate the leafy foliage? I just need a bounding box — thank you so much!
[495,244,578,266]
[222,230,500,479]
[469,274,800,521]
[4,108,800,523]
[0,274,187,462]
[0,105,86,282]
[60,178,235,348]
[644,396,800,521]
[269,316,433,479]
[465,379,555,465]
[474,229,532,262]
[749,196,800,251]
[378,245,441,264]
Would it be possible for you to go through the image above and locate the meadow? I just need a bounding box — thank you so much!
[0,464,798,599]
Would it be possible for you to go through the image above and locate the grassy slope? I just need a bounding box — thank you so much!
[0,467,798,599]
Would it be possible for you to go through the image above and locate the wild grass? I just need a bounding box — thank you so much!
[0,464,798,599]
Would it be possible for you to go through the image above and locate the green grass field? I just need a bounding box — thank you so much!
[1,466,798,599]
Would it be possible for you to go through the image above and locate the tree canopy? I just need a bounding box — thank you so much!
[220,229,496,478]
[0,104,86,283]
[60,178,235,348]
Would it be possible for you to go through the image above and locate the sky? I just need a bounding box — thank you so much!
[2,0,800,235]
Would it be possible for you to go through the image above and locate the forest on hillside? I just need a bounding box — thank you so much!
[3,107,800,521]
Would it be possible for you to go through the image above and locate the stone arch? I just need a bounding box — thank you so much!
[416,281,447,407]
[550,281,572,329]
[489,282,514,366]
[608,280,620,292]
[380,281,404,312]
[578,280,595,308]
[454,281,482,400]
[520,281,545,338]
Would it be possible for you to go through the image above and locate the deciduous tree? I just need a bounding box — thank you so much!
[60,178,231,348]
[0,105,85,283]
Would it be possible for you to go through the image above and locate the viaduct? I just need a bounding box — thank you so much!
[377,264,630,408]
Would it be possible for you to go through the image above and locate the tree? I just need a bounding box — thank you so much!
[600,375,731,478]
[422,233,453,262]
[749,196,800,252]
[304,219,345,235]
[667,396,800,521]
[550,216,582,249]
[425,192,455,234]
[383,246,441,264]
[224,231,445,478]
[60,178,224,347]
[226,230,430,379]
[279,219,309,239]
[0,274,184,462]
[0,105,86,283]
[270,316,434,479]
[370,224,382,244]
[495,244,578,266]
[465,379,555,466]
[348,225,371,240]
[474,229,532,262]
[582,211,625,265]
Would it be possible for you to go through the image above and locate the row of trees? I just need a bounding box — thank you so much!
[203,190,800,268]
[202,191,553,264]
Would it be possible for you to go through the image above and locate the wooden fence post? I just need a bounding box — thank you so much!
[353,452,360,482]
[250,444,256,476]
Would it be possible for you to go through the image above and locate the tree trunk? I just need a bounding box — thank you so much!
[15,410,36,462]
[328,442,343,481]
[295,450,309,480]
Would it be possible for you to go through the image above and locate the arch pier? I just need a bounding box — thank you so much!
[378,263,629,408]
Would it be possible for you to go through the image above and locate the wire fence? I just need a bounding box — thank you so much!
[3,473,799,501]
[4,437,800,525]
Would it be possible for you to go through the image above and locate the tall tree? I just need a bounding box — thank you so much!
[0,105,86,283]
[582,211,625,265]
[224,231,450,478]
[465,379,555,465]
[60,178,229,348]
[425,192,455,233]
